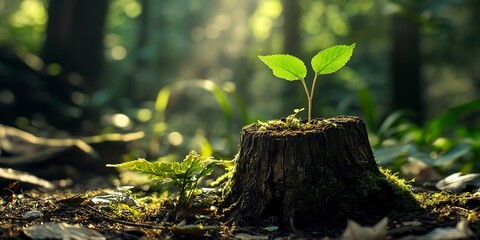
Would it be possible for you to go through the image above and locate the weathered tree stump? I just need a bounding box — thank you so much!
[221,116,417,230]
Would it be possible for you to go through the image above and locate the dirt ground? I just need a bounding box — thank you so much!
[1,178,479,240]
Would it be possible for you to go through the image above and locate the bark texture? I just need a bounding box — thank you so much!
[222,116,416,230]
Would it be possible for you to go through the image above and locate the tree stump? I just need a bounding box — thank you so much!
[221,116,417,230]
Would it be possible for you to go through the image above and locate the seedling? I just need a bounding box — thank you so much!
[259,43,355,122]
[107,151,224,209]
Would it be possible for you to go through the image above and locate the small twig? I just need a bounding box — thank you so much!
[23,192,46,207]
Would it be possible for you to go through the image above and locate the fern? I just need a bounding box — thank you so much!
[107,151,223,209]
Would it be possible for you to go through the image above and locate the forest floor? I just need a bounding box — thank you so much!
[0,126,479,239]
[1,178,479,239]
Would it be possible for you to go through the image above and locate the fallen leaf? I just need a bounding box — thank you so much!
[90,191,138,207]
[399,220,474,240]
[23,222,105,240]
[339,217,388,240]
[436,172,480,192]
[22,210,43,220]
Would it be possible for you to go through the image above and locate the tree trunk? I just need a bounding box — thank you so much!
[41,0,109,88]
[222,116,417,230]
[391,7,423,124]
[282,0,301,56]
[281,0,302,112]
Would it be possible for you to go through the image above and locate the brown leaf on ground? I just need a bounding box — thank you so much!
[339,217,388,240]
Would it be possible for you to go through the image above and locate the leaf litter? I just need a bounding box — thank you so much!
[1,176,480,239]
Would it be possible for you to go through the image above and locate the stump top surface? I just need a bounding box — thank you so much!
[245,115,363,136]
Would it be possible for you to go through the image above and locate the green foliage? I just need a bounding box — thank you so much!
[356,87,378,133]
[0,0,48,52]
[259,44,355,122]
[149,79,249,157]
[311,43,356,75]
[107,151,224,209]
[360,98,480,173]
[258,54,307,81]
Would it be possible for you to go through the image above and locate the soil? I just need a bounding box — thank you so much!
[1,180,480,239]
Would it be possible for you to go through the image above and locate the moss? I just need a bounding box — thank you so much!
[379,167,418,204]
[255,108,341,131]
[416,191,473,210]
[357,167,418,212]
[414,191,480,227]
[256,108,309,131]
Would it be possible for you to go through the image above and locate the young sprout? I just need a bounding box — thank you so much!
[259,43,355,122]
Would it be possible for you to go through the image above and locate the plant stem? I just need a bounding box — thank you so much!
[310,75,318,105]
[309,74,319,122]
[177,160,196,209]
[300,79,312,122]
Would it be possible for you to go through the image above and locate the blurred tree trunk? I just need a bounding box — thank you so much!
[41,0,109,89]
[282,0,302,112]
[282,0,301,56]
[391,6,423,124]
[468,0,480,96]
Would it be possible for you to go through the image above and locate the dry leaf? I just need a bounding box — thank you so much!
[399,220,474,240]
[23,222,105,240]
[340,217,388,240]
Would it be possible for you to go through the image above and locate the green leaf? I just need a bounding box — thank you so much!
[107,159,176,183]
[374,144,418,164]
[425,100,480,143]
[107,151,222,189]
[311,43,355,75]
[258,54,306,81]
[107,151,225,209]
[409,144,472,167]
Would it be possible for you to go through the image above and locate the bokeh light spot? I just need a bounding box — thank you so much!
[124,1,142,18]
[71,91,89,106]
[47,63,62,76]
[9,0,47,27]
[23,53,43,71]
[112,113,131,128]
[111,45,127,60]
[104,34,121,47]
[168,132,183,146]
[136,108,152,122]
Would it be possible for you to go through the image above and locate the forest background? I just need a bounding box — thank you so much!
[0,0,479,175]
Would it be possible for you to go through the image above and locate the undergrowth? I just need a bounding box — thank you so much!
[108,151,228,210]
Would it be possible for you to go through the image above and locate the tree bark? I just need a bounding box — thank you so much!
[222,116,416,230]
